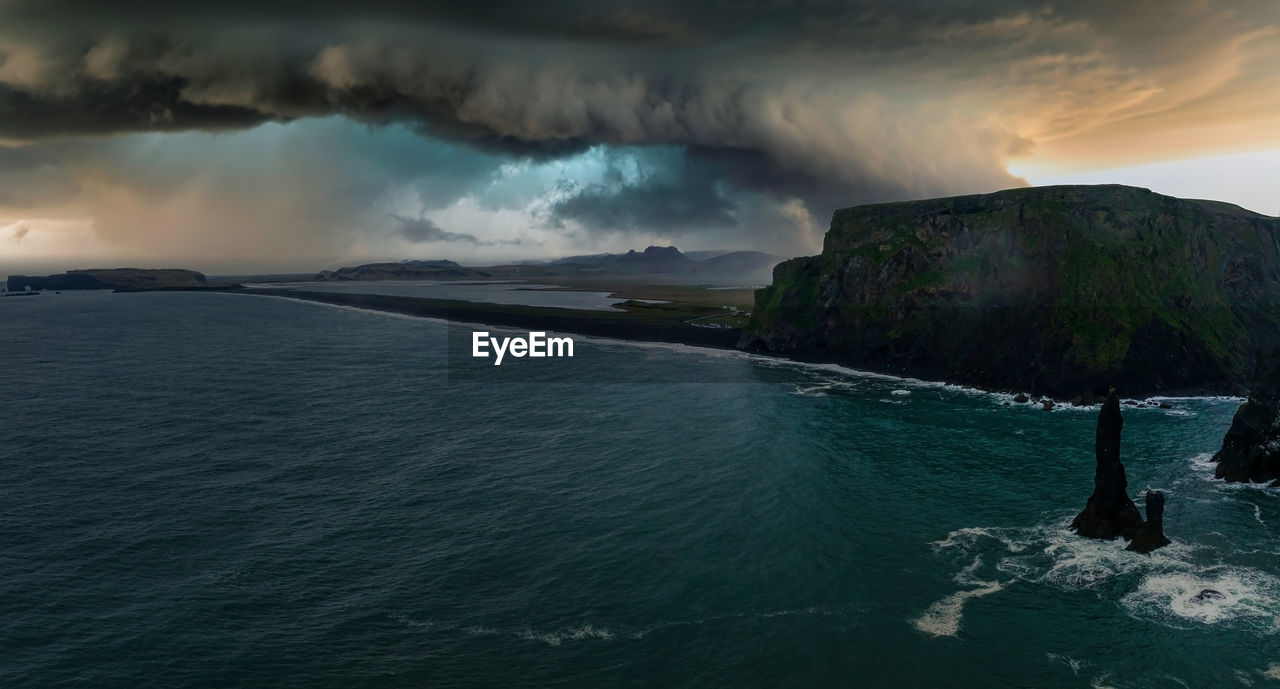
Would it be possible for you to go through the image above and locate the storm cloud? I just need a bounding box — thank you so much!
[0,0,1276,268]
[392,215,482,245]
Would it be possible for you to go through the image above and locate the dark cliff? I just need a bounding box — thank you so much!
[1213,347,1280,484]
[740,185,1280,396]
[6,268,215,292]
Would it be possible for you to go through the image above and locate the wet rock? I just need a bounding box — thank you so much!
[1042,399,1055,411]
[1213,348,1280,483]
[1013,393,1029,403]
[1158,402,1173,409]
[1126,491,1171,554]
[1070,390,1144,540]
[1192,589,1225,602]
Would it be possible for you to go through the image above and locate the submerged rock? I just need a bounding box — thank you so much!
[1213,348,1280,483]
[1071,390,1144,539]
[1126,491,1171,553]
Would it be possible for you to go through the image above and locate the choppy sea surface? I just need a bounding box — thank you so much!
[4,291,1279,688]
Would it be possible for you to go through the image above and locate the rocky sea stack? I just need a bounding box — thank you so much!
[1127,491,1171,554]
[1071,390,1144,540]
[1213,348,1280,484]
[740,185,1280,397]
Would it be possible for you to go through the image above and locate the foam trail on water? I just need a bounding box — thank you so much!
[913,555,1007,637]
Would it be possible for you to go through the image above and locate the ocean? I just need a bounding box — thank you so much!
[4,291,1279,688]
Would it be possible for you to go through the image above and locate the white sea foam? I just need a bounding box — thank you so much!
[1262,662,1280,680]
[912,578,1003,637]
[1149,395,1247,404]
[1121,568,1280,631]
[913,553,1009,637]
[891,389,911,396]
[1189,453,1280,493]
[923,512,1280,639]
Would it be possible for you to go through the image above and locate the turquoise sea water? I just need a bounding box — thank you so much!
[3,291,1279,688]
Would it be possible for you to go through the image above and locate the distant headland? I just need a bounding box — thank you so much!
[5,268,243,293]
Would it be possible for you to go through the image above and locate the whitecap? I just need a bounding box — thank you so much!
[1189,453,1280,493]
[919,516,1280,637]
[1121,568,1280,631]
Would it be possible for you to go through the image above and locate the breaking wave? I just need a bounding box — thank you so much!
[916,516,1280,638]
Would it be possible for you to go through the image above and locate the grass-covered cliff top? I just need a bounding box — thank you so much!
[745,185,1280,394]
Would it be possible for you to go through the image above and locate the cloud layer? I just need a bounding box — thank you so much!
[0,0,1276,268]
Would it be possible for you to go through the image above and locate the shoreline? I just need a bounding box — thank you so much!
[242,287,743,349]
[236,287,1241,402]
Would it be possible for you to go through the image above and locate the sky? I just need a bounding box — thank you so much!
[0,0,1277,274]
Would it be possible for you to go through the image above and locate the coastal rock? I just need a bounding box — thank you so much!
[1192,589,1225,602]
[1213,348,1280,483]
[1042,399,1055,411]
[1070,390,1144,539]
[740,185,1280,397]
[1126,491,1171,553]
[1013,393,1029,403]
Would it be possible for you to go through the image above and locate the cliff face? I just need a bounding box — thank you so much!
[741,185,1280,396]
[1213,348,1280,484]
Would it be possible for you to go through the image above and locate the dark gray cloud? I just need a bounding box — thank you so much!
[0,0,1276,262]
[392,215,482,245]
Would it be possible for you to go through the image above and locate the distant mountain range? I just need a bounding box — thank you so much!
[544,246,783,276]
